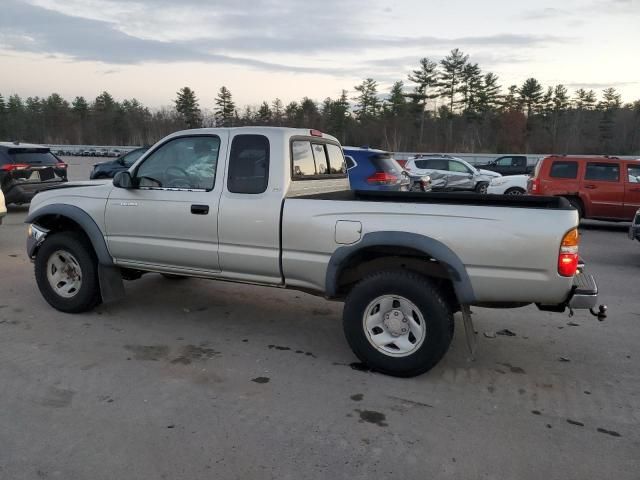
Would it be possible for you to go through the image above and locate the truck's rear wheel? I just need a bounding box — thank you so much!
[343,271,453,377]
[35,232,101,313]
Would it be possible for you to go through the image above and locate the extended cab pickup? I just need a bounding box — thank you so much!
[26,128,603,377]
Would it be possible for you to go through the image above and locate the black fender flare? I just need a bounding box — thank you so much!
[25,203,113,265]
[325,231,475,304]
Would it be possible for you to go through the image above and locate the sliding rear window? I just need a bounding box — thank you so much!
[291,139,346,179]
[8,149,59,165]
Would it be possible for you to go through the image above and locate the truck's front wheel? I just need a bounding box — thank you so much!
[343,271,453,377]
[35,232,102,313]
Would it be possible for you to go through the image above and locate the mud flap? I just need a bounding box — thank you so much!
[98,265,125,303]
[461,305,477,359]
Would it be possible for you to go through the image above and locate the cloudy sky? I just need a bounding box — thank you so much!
[1,0,639,108]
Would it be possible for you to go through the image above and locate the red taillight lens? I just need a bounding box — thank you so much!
[310,129,323,137]
[558,228,579,277]
[367,172,398,185]
[529,177,540,194]
[1,163,29,171]
[57,162,68,169]
[396,159,407,167]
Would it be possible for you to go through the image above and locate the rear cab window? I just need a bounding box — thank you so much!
[585,162,620,182]
[549,161,578,179]
[291,138,346,179]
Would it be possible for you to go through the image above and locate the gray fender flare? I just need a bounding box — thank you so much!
[325,231,475,304]
[26,204,124,302]
[26,203,113,265]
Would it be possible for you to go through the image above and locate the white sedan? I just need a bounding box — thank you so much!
[487,174,529,195]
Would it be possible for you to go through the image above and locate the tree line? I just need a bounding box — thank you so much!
[1,48,639,154]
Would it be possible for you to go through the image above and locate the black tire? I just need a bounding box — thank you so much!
[475,182,489,194]
[343,270,454,377]
[35,232,102,313]
[161,273,189,280]
[565,197,584,219]
[504,187,526,195]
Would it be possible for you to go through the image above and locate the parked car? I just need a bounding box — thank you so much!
[528,155,640,221]
[476,155,538,176]
[487,174,529,195]
[0,142,68,204]
[343,146,411,191]
[629,209,640,241]
[90,147,149,179]
[108,148,122,158]
[0,189,6,224]
[25,127,603,377]
[404,154,501,194]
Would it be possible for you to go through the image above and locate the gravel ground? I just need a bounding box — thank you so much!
[0,157,638,479]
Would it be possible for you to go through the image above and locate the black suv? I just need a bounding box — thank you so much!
[90,147,149,179]
[0,142,68,204]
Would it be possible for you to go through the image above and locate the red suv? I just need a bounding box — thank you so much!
[528,155,640,221]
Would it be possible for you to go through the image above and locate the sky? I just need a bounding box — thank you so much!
[1,0,639,109]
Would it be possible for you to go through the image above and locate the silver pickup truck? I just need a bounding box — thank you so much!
[25,127,603,377]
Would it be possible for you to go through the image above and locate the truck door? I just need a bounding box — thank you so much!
[624,163,640,219]
[581,161,625,219]
[105,133,227,271]
[217,133,282,285]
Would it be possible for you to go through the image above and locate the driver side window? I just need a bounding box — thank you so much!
[136,136,220,190]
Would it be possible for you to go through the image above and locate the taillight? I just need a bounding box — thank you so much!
[57,162,68,169]
[558,228,579,277]
[310,129,323,137]
[396,159,408,167]
[367,172,398,185]
[529,177,540,194]
[1,163,29,171]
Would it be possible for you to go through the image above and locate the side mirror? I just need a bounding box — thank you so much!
[113,171,135,189]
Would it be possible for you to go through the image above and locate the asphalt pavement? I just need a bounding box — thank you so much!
[0,157,638,479]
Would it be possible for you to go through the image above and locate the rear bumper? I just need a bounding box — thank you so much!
[568,272,598,310]
[3,180,66,204]
[537,269,602,314]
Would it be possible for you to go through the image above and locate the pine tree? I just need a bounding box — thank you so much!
[0,94,6,139]
[502,85,521,111]
[406,58,438,145]
[271,98,284,126]
[598,88,622,110]
[386,81,407,116]
[174,86,202,129]
[477,72,502,112]
[257,101,272,124]
[518,78,544,117]
[459,63,482,112]
[353,78,380,120]
[438,48,469,112]
[214,86,235,127]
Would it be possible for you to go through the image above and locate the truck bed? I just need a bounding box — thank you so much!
[295,189,571,210]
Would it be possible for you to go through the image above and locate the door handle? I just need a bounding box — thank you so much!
[190,204,209,215]
[584,185,597,189]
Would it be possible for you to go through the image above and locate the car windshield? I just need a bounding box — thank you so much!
[8,149,59,165]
